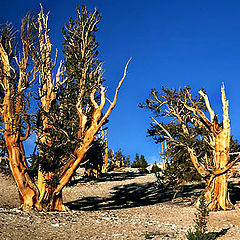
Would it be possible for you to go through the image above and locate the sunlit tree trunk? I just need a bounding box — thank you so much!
[151,86,239,211]
[204,89,232,210]
[0,35,38,210]
[35,6,130,211]
[187,87,234,210]
[5,136,36,209]
[1,6,130,212]
[35,7,65,211]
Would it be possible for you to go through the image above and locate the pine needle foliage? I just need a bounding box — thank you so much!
[186,192,221,240]
[131,153,148,172]
[140,87,209,186]
[194,192,209,234]
[0,4,129,211]
[35,5,105,176]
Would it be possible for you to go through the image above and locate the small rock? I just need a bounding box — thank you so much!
[113,233,123,236]
[52,223,60,227]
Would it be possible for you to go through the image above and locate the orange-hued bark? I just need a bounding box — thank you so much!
[0,6,130,211]
[153,86,238,211]
[187,87,234,210]
[48,60,130,209]
[35,7,65,211]
[0,42,38,210]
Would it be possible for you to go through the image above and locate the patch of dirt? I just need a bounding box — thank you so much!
[0,171,240,239]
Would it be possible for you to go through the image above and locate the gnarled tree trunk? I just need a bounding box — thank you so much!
[35,7,66,211]
[0,6,130,212]
[152,85,239,211]
[187,86,236,210]
[0,40,38,210]
[5,136,36,209]
[203,130,232,210]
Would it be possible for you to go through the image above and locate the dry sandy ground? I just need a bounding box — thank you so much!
[1,170,240,239]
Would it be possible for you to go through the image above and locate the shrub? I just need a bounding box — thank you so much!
[186,192,221,240]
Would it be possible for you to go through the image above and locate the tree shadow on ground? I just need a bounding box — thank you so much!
[68,171,148,186]
[207,228,230,239]
[66,178,205,211]
[228,180,240,204]
[146,228,229,240]
[66,171,240,211]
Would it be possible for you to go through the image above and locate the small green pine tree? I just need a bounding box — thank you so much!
[186,192,221,240]
[194,192,209,234]
[139,155,148,173]
[131,153,140,168]
[151,162,161,173]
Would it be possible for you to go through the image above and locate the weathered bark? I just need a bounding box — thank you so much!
[35,7,66,211]
[1,7,130,212]
[5,137,36,209]
[152,86,238,211]
[0,11,63,211]
[205,175,231,211]
[203,88,232,210]
[0,40,38,210]
[187,86,235,210]
[37,45,129,212]
[49,59,130,205]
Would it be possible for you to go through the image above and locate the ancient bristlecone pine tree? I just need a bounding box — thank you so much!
[146,86,239,211]
[0,6,130,211]
[0,16,39,209]
[184,87,237,210]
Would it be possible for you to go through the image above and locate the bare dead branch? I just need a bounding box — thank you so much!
[199,90,215,121]
[151,117,185,147]
[99,58,131,126]
[185,90,212,127]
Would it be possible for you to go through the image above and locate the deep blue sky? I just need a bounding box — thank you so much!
[1,0,240,163]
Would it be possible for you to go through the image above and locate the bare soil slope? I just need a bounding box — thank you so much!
[1,171,240,239]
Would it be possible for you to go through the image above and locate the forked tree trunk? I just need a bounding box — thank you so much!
[0,15,66,211]
[34,8,66,211]
[0,42,39,210]
[204,99,232,210]
[1,7,130,211]
[187,86,236,210]
[5,137,36,209]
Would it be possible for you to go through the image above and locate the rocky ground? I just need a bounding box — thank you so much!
[1,170,240,239]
